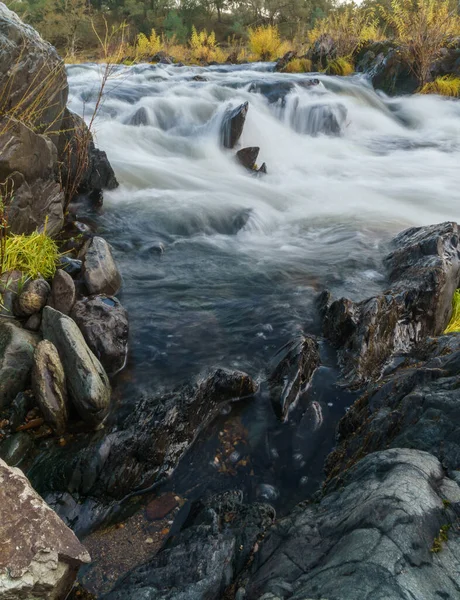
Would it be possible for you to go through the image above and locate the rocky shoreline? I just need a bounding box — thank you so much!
[1,3,460,600]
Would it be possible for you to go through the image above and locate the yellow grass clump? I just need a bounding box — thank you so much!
[282,58,313,73]
[2,230,61,279]
[325,57,354,76]
[420,75,460,97]
[444,289,460,333]
[189,26,225,63]
[136,29,162,59]
[248,25,291,62]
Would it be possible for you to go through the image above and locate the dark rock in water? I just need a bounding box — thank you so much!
[192,75,207,82]
[27,369,257,535]
[41,306,111,427]
[355,41,418,95]
[236,147,259,170]
[103,493,275,600]
[0,322,39,409]
[256,162,267,175]
[226,51,238,64]
[275,50,297,72]
[151,51,173,64]
[229,209,251,234]
[325,332,460,483]
[32,340,68,436]
[323,222,460,386]
[269,335,320,421]
[249,79,319,105]
[127,106,149,126]
[242,449,460,600]
[71,295,129,375]
[290,101,347,136]
[59,256,83,276]
[307,33,337,70]
[220,102,248,149]
[13,278,50,317]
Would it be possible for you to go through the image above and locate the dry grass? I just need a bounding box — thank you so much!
[282,58,313,73]
[382,0,460,86]
[421,75,460,96]
[325,57,355,76]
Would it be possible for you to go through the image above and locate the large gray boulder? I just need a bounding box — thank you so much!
[83,236,122,296]
[41,306,111,427]
[0,3,68,134]
[0,458,90,599]
[322,222,460,386]
[0,320,39,409]
[71,295,128,375]
[242,449,460,600]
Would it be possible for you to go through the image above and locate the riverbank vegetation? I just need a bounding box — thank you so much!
[4,0,460,96]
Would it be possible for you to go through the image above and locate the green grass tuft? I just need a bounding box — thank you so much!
[421,76,460,97]
[444,289,460,334]
[2,231,61,280]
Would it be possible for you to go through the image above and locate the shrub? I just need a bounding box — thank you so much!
[189,26,225,63]
[282,57,313,73]
[136,28,162,59]
[421,75,460,96]
[444,289,460,333]
[1,229,61,279]
[309,5,382,58]
[325,57,354,76]
[382,0,460,87]
[248,25,291,61]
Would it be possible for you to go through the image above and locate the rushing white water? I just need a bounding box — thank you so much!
[67,63,460,387]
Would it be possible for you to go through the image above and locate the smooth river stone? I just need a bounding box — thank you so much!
[83,236,121,296]
[41,306,111,427]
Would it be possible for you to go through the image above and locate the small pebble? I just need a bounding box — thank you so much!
[145,537,154,544]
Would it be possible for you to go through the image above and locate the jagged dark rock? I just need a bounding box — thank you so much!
[269,335,320,421]
[27,368,258,535]
[236,147,260,170]
[307,34,337,70]
[221,102,249,149]
[322,222,460,386]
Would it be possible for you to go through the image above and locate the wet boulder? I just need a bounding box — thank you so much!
[242,449,460,600]
[322,222,460,386]
[71,295,129,375]
[48,269,76,315]
[103,493,275,600]
[0,458,90,598]
[127,106,149,126]
[359,43,418,96]
[269,335,320,421]
[0,270,23,317]
[83,236,122,296]
[0,321,39,409]
[13,278,50,317]
[41,306,111,427]
[290,101,348,136]
[32,340,68,436]
[275,50,297,72]
[220,102,248,149]
[236,146,260,170]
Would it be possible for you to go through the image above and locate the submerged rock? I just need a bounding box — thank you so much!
[221,102,248,149]
[41,307,111,427]
[289,101,348,136]
[0,321,39,409]
[83,236,122,296]
[0,458,90,598]
[127,106,149,126]
[32,340,68,436]
[71,295,129,375]
[242,449,460,600]
[269,335,320,421]
[322,222,460,386]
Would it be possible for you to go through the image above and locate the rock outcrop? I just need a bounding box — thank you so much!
[0,458,90,599]
[221,102,248,149]
[322,222,460,386]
